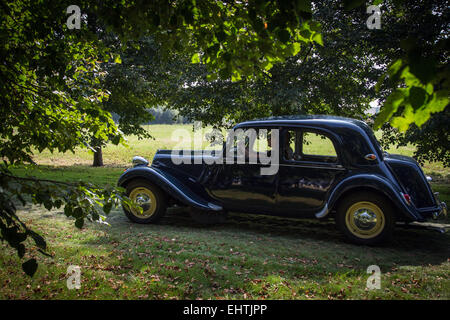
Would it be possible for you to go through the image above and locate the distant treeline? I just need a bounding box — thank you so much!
[111,107,190,125]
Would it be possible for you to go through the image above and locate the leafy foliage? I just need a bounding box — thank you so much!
[371,0,449,131]
[142,1,381,127]
[0,165,135,276]
[1,1,136,274]
[95,0,322,81]
[87,36,162,166]
[379,108,450,167]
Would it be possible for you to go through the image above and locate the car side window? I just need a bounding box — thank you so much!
[282,129,338,163]
[301,131,338,163]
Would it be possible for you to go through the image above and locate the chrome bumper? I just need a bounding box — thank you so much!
[432,192,447,220]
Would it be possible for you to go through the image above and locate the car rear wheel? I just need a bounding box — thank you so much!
[123,180,167,224]
[336,192,395,245]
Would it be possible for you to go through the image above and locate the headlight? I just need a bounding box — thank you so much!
[132,156,149,167]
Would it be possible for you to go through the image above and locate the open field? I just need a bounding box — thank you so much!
[1,124,449,299]
[27,124,450,179]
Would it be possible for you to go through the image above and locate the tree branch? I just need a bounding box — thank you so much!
[1,172,78,187]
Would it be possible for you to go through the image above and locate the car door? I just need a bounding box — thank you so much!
[207,127,279,213]
[276,127,347,217]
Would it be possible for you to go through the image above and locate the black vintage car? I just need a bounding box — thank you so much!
[118,115,447,245]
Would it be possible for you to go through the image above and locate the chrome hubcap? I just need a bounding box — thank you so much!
[135,193,151,211]
[353,209,377,230]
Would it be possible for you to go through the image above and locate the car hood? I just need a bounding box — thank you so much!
[151,149,214,180]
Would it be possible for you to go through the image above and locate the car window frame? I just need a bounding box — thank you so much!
[281,127,342,166]
[224,125,279,163]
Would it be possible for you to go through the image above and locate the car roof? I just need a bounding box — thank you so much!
[234,115,370,132]
[233,115,383,163]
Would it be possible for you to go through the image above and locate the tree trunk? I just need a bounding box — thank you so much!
[92,145,104,167]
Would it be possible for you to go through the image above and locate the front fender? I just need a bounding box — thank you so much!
[327,174,422,221]
[118,166,222,211]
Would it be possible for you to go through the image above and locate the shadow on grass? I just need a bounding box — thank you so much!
[91,207,450,271]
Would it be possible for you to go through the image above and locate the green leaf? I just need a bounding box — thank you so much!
[29,230,47,250]
[387,59,403,77]
[312,33,323,46]
[191,53,201,64]
[64,205,72,217]
[409,86,427,110]
[231,72,242,82]
[22,259,38,277]
[290,42,301,55]
[103,201,113,214]
[428,91,449,113]
[18,244,25,258]
[391,115,412,132]
[75,218,84,229]
[73,207,83,218]
[409,58,436,84]
[114,55,122,64]
[299,29,312,40]
[374,89,406,129]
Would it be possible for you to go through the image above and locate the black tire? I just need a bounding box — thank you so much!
[123,180,167,224]
[336,192,395,245]
[189,207,228,225]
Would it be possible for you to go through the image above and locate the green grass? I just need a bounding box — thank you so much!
[1,124,449,300]
[10,165,124,186]
[1,200,449,299]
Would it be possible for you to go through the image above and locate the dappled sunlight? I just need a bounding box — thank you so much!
[1,204,447,299]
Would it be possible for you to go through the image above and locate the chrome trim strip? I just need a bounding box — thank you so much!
[279,164,346,170]
[315,203,329,219]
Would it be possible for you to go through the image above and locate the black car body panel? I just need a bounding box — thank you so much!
[118,165,223,211]
[118,115,446,222]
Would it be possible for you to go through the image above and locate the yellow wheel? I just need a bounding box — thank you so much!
[336,192,395,245]
[123,180,167,224]
[129,187,157,218]
[345,201,385,239]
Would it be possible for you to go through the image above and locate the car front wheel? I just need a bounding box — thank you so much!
[123,180,167,224]
[336,192,395,245]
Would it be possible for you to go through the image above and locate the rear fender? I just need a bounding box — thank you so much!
[327,174,422,221]
[118,166,222,211]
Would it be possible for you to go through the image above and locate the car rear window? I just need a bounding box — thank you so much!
[284,129,338,163]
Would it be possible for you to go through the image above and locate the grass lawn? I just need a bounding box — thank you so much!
[1,124,449,300]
